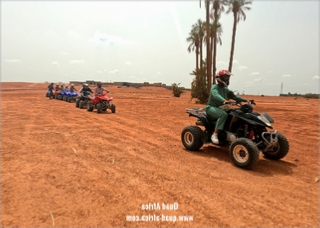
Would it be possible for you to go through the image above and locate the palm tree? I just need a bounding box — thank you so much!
[211,0,226,80]
[193,19,205,71]
[187,28,200,71]
[199,0,211,92]
[226,0,252,72]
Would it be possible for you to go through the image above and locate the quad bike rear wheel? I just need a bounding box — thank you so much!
[75,99,80,108]
[111,104,116,113]
[181,126,204,151]
[97,103,102,113]
[229,138,259,169]
[262,132,289,160]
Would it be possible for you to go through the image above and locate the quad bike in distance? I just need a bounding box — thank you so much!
[87,91,116,114]
[57,91,65,100]
[181,91,289,169]
[64,91,78,102]
[53,90,60,99]
[75,91,91,109]
[46,90,54,99]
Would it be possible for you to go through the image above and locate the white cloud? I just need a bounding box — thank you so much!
[250,72,260,75]
[217,61,228,65]
[97,71,102,74]
[69,60,85,64]
[89,30,132,45]
[4,59,21,63]
[125,61,131,65]
[238,66,247,70]
[157,72,162,75]
[254,78,262,82]
[312,75,319,80]
[60,51,68,55]
[129,76,136,79]
[282,74,291,77]
[233,60,239,64]
[52,61,59,65]
[244,82,253,84]
[108,69,119,74]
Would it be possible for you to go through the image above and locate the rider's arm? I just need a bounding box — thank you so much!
[225,88,247,102]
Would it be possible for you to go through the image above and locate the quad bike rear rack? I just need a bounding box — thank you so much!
[186,108,205,113]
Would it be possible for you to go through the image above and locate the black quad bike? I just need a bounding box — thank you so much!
[181,91,289,169]
[75,91,91,109]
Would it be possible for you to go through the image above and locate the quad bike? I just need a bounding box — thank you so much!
[53,90,60,99]
[63,91,70,102]
[75,91,91,109]
[181,91,289,169]
[64,91,78,102]
[86,92,116,113]
[46,90,54,99]
[57,91,65,100]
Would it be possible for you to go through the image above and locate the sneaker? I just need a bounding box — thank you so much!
[211,133,219,144]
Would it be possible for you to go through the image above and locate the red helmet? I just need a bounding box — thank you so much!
[217,70,232,77]
[216,70,232,86]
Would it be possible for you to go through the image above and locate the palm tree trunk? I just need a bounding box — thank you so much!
[206,0,211,92]
[228,12,237,73]
[211,35,215,84]
[200,40,203,70]
[196,46,199,71]
[212,33,217,84]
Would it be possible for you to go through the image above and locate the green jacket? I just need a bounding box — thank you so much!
[206,84,247,107]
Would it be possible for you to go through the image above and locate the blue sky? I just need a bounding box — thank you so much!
[1,0,319,95]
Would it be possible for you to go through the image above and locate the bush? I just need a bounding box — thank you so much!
[172,83,183,97]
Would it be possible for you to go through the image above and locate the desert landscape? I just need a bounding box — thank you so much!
[1,82,319,227]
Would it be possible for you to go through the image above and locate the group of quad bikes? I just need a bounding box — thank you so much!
[181,91,290,170]
[46,88,116,114]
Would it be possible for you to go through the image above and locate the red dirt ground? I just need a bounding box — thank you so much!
[1,82,319,227]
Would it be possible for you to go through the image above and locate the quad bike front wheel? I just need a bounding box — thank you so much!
[87,101,93,112]
[96,103,102,113]
[181,126,204,151]
[110,104,116,113]
[262,132,289,160]
[229,138,260,169]
[79,100,84,109]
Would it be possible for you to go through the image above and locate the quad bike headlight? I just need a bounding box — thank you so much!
[257,115,272,127]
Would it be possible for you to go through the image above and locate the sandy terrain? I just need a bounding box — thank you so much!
[1,82,319,227]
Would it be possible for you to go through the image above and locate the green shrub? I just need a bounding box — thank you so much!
[172,83,183,97]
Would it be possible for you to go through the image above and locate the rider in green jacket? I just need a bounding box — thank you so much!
[206,70,247,144]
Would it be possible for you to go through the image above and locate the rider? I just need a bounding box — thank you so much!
[94,82,109,96]
[206,70,247,144]
[54,84,60,91]
[47,83,54,97]
[79,83,93,95]
[69,84,77,92]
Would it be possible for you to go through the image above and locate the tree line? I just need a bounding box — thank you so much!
[187,0,252,103]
